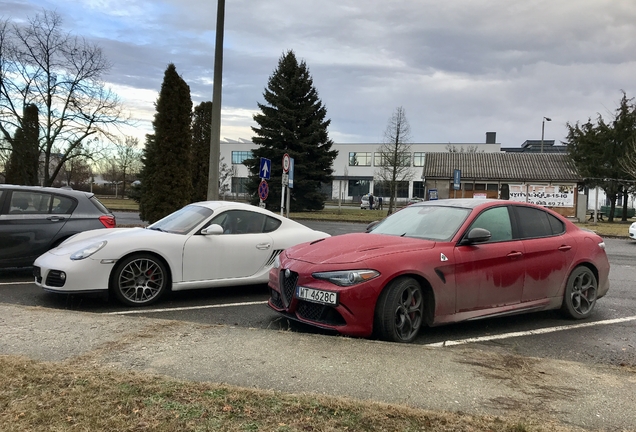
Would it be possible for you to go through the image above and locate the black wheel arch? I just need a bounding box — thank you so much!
[375,273,436,327]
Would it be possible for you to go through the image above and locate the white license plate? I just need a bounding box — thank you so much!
[296,286,338,306]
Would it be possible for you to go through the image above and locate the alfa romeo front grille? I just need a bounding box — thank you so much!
[280,269,298,308]
[297,301,346,326]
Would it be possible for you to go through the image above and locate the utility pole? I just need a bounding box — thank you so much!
[541,116,551,153]
[207,0,225,200]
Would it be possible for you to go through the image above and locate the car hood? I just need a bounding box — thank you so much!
[286,233,436,265]
[48,227,161,256]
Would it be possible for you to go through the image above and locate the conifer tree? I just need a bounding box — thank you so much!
[139,64,193,223]
[191,101,212,202]
[5,104,39,185]
[246,50,338,211]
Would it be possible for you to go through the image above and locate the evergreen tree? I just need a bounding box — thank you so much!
[566,92,636,222]
[246,51,338,211]
[191,101,212,202]
[5,104,39,185]
[139,64,193,223]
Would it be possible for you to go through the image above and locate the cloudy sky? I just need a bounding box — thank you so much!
[4,0,636,147]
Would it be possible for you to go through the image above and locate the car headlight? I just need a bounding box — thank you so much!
[70,241,107,260]
[312,270,380,287]
[273,254,281,269]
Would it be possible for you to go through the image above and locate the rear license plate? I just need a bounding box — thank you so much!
[296,286,338,306]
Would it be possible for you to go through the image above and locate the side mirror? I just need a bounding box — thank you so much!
[460,227,492,245]
[200,224,224,236]
[366,220,380,232]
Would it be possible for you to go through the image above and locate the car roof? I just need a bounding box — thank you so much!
[0,184,94,199]
[189,200,280,216]
[414,198,527,210]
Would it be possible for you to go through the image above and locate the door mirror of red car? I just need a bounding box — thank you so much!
[460,227,492,245]
[366,220,381,232]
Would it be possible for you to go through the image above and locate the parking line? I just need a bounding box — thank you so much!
[425,315,636,347]
[0,281,32,286]
[104,300,268,315]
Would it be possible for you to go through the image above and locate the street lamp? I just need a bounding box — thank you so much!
[541,116,552,153]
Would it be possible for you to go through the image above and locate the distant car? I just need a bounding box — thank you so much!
[407,197,424,205]
[360,194,370,209]
[629,221,636,240]
[268,199,610,343]
[0,184,115,268]
[34,201,330,306]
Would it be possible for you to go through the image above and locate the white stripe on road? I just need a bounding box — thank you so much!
[425,315,636,347]
[104,300,268,315]
[0,281,33,286]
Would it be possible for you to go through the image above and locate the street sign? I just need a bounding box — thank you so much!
[259,158,271,180]
[288,157,294,189]
[283,153,290,173]
[282,173,289,186]
[258,179,269,200]
[453,169,461,190]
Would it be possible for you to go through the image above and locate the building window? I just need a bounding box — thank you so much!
[231,177,249,194]
[231,151,253,165]
[413,152,425,167]
[348,179,370,197]
[373,152,411,167]
[349,152,371,166]
[413,181,425,198]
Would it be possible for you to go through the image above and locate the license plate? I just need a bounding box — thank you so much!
[296,286,338,306]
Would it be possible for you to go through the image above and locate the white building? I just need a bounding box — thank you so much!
[220,133,501,203]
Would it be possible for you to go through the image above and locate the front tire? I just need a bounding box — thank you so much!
[374,277,424,343]
[561,266,597,319]
[111,254,168,307]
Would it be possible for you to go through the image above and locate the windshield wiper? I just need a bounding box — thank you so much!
[147,227,166,232]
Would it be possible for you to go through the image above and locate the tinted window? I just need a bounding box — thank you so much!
[264,216,282,233]
[9,191,52,214]
[515,206,562,238]
[51,195,76,214]
[469,206,512,242]
[89,196,110,214]
[211,210,270,235]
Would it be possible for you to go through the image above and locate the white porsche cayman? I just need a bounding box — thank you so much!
[33,201,330,306]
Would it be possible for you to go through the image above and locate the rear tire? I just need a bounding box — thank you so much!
[561,266,597,319]
[374,277,424,343]
[111,254,168,307]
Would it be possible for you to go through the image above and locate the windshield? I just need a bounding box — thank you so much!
[147,205,214,234]
[370,205,471,241]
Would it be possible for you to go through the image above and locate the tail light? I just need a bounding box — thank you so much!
[99,215,116,228]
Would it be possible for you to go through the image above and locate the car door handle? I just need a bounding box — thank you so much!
[46,216,66,221]
[558,245,572,251]
[256,243,272,250]
[507,251,523,258]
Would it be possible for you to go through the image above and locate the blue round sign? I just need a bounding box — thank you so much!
[258,179,269,200]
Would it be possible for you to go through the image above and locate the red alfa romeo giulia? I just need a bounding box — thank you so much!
[268,199,610,343]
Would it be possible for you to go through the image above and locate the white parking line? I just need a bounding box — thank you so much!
[0,281,32,286]
[425,315,636,347]
[104,300,268,315]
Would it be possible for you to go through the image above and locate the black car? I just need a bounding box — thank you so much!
[0,185,116,268]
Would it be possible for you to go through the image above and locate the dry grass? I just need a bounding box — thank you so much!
[0,355,580,432]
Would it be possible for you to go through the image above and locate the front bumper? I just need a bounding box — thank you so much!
[33,251,112,293]
[268,264,379,337]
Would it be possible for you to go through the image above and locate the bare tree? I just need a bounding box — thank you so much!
[0,10,127,186]
[111,136,142,198]
[619,136,636,180]
[445,144,482,153]
[60,151,92,187]
[375,106,413,214]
